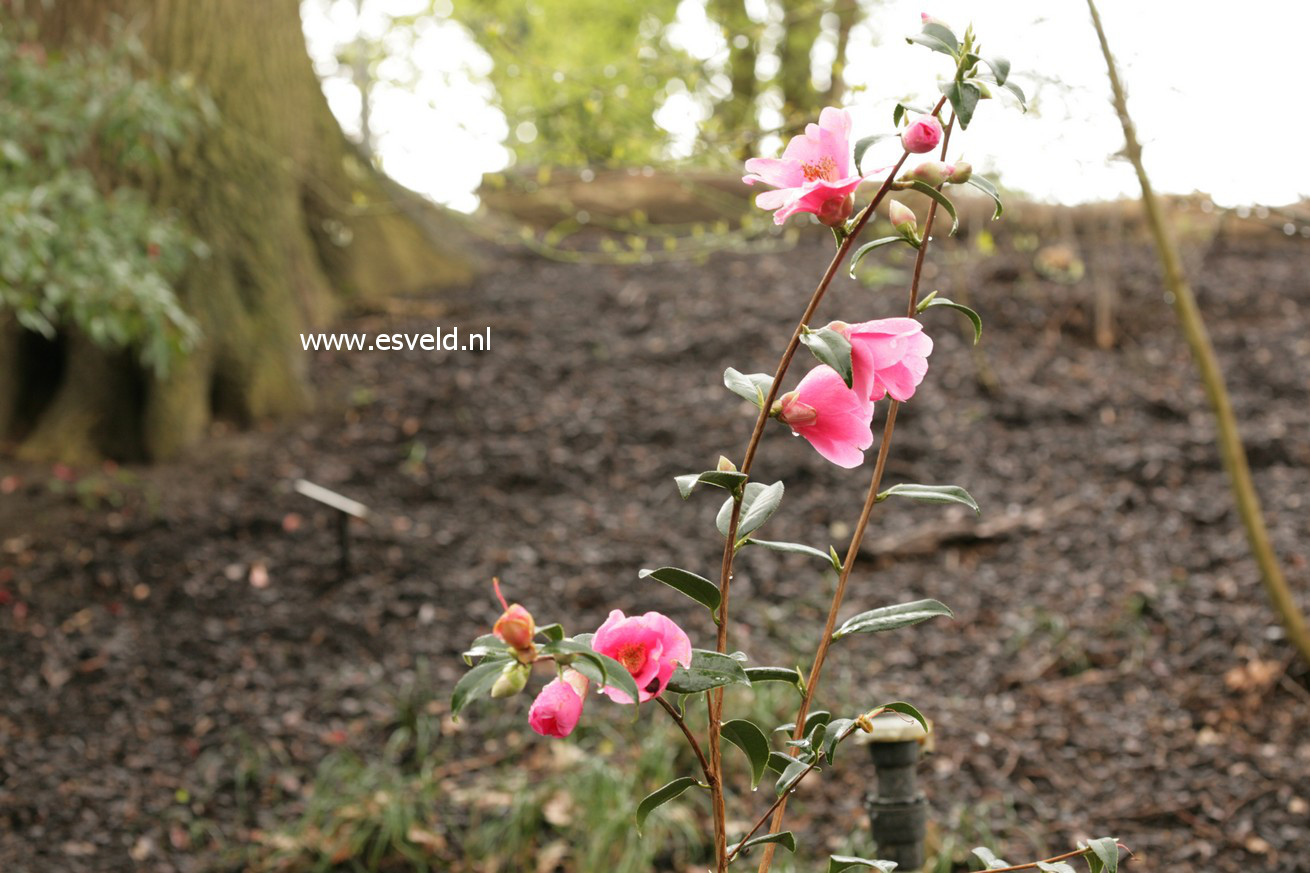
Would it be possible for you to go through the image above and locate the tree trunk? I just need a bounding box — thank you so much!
[707,0,760,159]
[776,0,823,135]
[824,0,859,106]
[11,0,471,461]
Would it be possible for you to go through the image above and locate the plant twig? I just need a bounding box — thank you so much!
[1087,0,1310,666]
[755,110,956,873]
[656,695,714,784]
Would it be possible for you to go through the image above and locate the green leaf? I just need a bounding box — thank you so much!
[541,639,641,705]
[450,658,506,718]
[1036,863,1077,873]
[965,174,1003,219]
[874,701,929,735]
[665,649,753,694]
[917,293,982,344]
[716,480,784,541]
[728,831,796,856]
[766,751,803,774]
[921,21,959,53]
[462,633,511,665]
[743,538,836,568]
[829,856,898,873]
[775,758,813,795]
[832,599,954,640]
[906,31,956,58]
[942,79,982,128]
[983,55,1010,85]
[639,567,721,612]
[972,847,1010,869]
[820,718,857,763]
[535,623,565,642]
[1084,838,1119,873]
[849,236,912,278]
[743,666,804,689]
[724,368,775,409]
[636,777,703,833]
[853,133,895,175]
[877,482,980,514]
[721,719,772,789]
[800,326,854,388]
[903,180,958,235]
[998,78,1027,108]
[676,469,749,499]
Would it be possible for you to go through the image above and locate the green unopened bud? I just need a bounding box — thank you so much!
[889,199,917,236]
[491,661,531,698]
[903,161,953,187]
[947,161,973,184]
[716,455,737,473]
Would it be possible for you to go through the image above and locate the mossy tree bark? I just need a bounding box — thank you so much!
[10,0,471,462]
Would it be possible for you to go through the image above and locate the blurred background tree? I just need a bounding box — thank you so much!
[0,0,470,463]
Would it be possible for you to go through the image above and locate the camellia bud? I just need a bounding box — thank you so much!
[901,116,943,154]
[716,455,737,473]
[491,578,536,662]
[947,161,973,184]
[491,661,530,698]
[903,161,953,187]
[776,391,817,428]
[889,199,917,236]
[816,192,854,228]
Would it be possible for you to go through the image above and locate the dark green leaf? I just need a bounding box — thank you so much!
[462,633,511,665]
[965,174,1003,219]
[450,659,506,718]
[983,55,1010,85]
[874,701,929,735]
[906,31,956,58]
[800,326,854,388]
[744,666,804,689]
[724,368,774,409]
[942,79,982,128]
[1084,838,1118,873]
[853,133,895,175]
[1036,863,1077,873]
[716,480,784,541]
[877,482,980,514]
[721,719,772,789]
[821,718,857,763]
[766,751,804,774]
[676,469,749,499]
[665,649,752,694]
[832,599,954,640]
[775,758,813,795]
[639,567,721,612]
[829,856,898,873]
[744,538,835,567]
[917,293,982,344]
[540,639,641,705]
[921,21,959,53]
[780,710,832,736]
[636,777,703,833]
[728,831,796,856]
[904,180,959,235]
[850,236,913,278]
[972,847,1009,869]
[535,623,565,642]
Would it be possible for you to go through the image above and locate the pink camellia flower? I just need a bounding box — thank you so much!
[591,610,692,703]
[829,318,933,403]
[776,365,875,468]
[528,668,589,738]
[743,107,866,227]
[901,116,942,154]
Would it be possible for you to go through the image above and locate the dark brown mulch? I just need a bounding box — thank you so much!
[1,222,1308,872]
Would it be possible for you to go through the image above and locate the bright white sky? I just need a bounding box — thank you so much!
[301,0,1310,213]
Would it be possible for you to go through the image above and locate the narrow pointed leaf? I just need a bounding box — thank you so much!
[965,174,1004,219]
[918,295,982,344]
[849,236,911,277]
[877,482,979,514]
[636,777,703,833]
[904,180,958,235]
[744,538,835,566]
[906,31,955,58]
[729,831,796,856]
[665,649,752,694]
[639,567,720,612]
[775,758,813,795]
[873,701,929,735]
[721,719,771,788]
[1036,863,1076,873]
[800,327,854,388]
[717,480,784,540]
[983,55,1010,85]
[451,659,507,718]
[724,368,775,409]
[676,469,749,499]
[744,666,804,689]
[462,634,511,665]
[832,599,954,640]
[821,718,857,763]
[829,856,898,873]
[972,847,1010,869]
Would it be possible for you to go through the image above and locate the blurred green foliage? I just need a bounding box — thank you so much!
[0,27,214,375]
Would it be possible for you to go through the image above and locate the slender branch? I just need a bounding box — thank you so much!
[656,695,714,783]
[755,112,956,873]
[704,97,946,872]
[723,761,820,864]
[1085,0,1310,667]
[982,847,1095,873]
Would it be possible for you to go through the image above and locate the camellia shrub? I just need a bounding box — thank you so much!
[455,16,1125,873]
